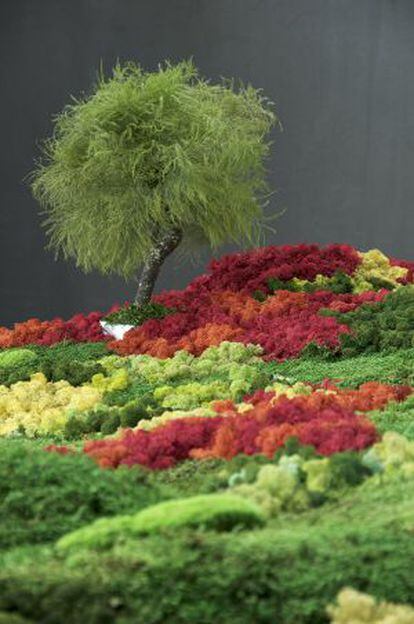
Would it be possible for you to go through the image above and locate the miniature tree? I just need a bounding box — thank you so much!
[31,60,276,305]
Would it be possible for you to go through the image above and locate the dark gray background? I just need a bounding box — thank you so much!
[1,0,413,326]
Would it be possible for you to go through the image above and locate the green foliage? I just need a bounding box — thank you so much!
[0,349,38,386]
[230,450,371,517]
[369,394,414,440]
[148,455,274,496]
[0,349,37,369]
[267,271,353,295]
[121,341,266,384]
[63,401,149,438]
[328,452,371,488]
[0,614,32,624]
[102,379,154,407]
[315,271,353,294]
[0,342,108,387]
[95,342,269,414]
[37,342,107,386]
[150,444,317,499]
[362,431,414,479]
[40,358,104,385]
[99,412,121,435]
[119,402,148,427]
[104,302,175,325]
[0,439,168,549]
[265,348,414,388]
[2,478,414,623]
[31,341,109,363]
[57,493,265,552]
[323,287,414,356]
[253,271,354,301]
[31,60,276,278]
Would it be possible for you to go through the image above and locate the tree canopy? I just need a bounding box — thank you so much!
[31,60,276,294]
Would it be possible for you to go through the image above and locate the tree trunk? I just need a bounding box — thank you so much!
[134,227,182,306]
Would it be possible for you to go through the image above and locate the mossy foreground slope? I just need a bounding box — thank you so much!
[1,243,414,623]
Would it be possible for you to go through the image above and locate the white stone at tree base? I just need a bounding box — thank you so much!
[100,320,135,340]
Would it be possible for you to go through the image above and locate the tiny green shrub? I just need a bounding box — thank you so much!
[104,302,175,326]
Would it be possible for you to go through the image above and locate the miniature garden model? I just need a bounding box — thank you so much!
[1,59,413,624]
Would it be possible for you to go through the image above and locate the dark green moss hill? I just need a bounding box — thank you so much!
[1,475,413,624]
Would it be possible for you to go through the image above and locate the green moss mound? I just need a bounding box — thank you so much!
[0,440,168,549]
[1,477,414,624]
[58,493,265,552]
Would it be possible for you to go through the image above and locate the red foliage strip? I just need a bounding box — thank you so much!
[83,403,375,470]
[84,417,220,470]
[0,312,107,348]
[109,289,386,360]
[156,243,362,304]
[246,382,412,414]
[82,383,409,470]
[0,244,407,351]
